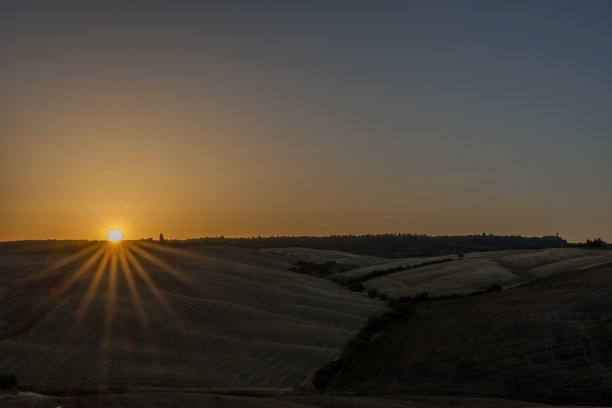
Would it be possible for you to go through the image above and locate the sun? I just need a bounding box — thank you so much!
[108,229,124,243]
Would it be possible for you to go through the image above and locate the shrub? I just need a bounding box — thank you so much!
[366,288,379,298]
[389,301,411,316]
[312,311,402,389]
[348,283,365,292]
[485,283,503,293]
[366,316,386,332]
[415,291,429,301]
[312,367,333,389]
[0,373,17,389]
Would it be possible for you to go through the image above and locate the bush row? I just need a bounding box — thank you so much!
[312,301,411,389]
[312,283,504,389]
[332,258,454,287]
[390,283,502,304]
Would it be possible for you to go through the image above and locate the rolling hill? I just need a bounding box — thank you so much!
[359,248,612,298]
[0,241,385,393]
[331,262,612,405]
[3,242,612,406]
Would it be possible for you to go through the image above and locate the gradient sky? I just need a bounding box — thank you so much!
[1,0,611,242]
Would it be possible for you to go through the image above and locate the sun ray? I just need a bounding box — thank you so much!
[16,242,101,284]
[126,241,192,284]
[122,245,187,333]
[74,248,111,321]
[21,244,107,336]
[118,245,150,333]
[48,245,108,301]
[136,240,218,263]
[104,248,119,332]
[117,245,163,379]
[30,238,203,391]
[99,248,119,391]
[135,240,258,272]
[35,244,110,388]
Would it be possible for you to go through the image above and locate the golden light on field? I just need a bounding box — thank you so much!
[23,239,195,387]
[108,229,124,243]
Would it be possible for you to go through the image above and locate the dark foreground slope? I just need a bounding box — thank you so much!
[2,392,608,408]
[332,263,612,405]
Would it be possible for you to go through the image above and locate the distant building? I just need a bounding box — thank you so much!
[542,233,566,247]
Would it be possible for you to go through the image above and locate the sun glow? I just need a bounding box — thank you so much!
[108,229,124,243]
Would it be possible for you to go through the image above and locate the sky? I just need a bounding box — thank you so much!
[1,0,611,242]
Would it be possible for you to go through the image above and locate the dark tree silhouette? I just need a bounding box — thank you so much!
[586,238,605,247]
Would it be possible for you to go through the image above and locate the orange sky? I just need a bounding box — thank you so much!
[1,2,611,243]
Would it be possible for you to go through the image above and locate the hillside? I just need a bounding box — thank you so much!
[360,248,612,298]
[0,241,385,393]
[331,262,612,405]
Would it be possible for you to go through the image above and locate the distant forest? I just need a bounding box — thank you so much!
[2,234,608,257]
[176,233,574,257]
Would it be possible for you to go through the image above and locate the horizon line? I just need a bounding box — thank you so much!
[1,232,601,245]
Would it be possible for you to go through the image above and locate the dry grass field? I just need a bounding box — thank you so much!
[361,248,612,298]
[260,247,388,267]
[331,262,612,405]
[2,243,611,406]
[0,242,385,393]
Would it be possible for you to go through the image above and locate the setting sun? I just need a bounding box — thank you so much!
[108,229,124,243]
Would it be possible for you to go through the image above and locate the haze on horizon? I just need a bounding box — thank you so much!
[1,0,611,242]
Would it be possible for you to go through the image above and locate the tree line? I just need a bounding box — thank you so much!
[174,233,569,257]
